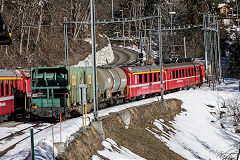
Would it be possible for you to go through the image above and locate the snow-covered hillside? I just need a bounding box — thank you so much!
[149,79,240,159]
[0,78,239,160]
[92,78,240,160]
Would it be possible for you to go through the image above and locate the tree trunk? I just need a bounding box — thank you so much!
[36,3,44,45]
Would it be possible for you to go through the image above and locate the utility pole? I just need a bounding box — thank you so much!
[237,0,239,26]
[91,0,98,120]
[140,28,143,58]
[217,21,222,80]
[112,0,114,19]
[169,12,176,57]
[158,5,164,100]
[184,37,187,58]
[120,10,125,47]
[64,17,69,67]
[149,30,152,55]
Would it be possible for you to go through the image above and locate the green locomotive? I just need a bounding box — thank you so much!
[30,66,69,118]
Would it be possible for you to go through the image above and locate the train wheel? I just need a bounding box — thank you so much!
[30,112,37,121]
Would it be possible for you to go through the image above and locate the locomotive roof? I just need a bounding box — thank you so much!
[124,62,201,73]
[0,69,23,77]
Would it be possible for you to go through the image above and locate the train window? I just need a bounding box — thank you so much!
[8,80,11,95]
[185,69,188,77]
[189,68,191,76]
[135,75,137,84]
[192,68,194,76]
[144,74,148,83]
[0,80,2,97]
[179,70,182,78]
[170,71,172,79]
[176,70,179,78]
[154,73,157,81]
[182,69,185,77]
[6,80,9,96]
[150,73,153,82]
[173,71,175,79]
[139,74,143,84]
[11,80,14,94]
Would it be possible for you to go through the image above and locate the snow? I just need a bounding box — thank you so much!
[76,36,114,67]
[0,123,33,139]
[218,3,227,9]
[0,78,239,159]
[93,138,146,160]
[147,78,240,159]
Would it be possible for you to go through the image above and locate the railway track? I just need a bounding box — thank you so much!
[0,122,53,157]
[110,46,138,66]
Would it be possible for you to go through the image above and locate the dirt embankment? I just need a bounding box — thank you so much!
[61,99,186,160]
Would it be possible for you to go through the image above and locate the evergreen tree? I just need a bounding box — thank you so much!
[228,33,240,78]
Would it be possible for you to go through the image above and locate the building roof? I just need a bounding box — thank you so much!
[218,3,227,8]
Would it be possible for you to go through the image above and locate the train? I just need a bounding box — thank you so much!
[0,13,12,45]
[0,69,31,121]
[29,62,204,118]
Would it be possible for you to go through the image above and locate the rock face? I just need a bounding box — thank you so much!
[62,98,186,160]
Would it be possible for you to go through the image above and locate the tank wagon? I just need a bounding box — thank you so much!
[30,62,204,118]
[69,66,127,114]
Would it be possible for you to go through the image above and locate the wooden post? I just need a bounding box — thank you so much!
[52,125,54,159]
[60,113,62,142]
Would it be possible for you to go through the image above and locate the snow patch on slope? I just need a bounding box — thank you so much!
[92,138,146,160]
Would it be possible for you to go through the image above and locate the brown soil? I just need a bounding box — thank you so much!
[62,98,186,160]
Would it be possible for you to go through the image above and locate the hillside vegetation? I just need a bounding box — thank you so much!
[0,0,114,68]
[0,0,234,69]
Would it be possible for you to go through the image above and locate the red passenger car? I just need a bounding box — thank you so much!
[164,62,204,90]
[0,69,31,121]
[122,66,164,99]
[122,62,204,100]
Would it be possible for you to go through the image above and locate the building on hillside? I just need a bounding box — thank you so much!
[218,3,234,17]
